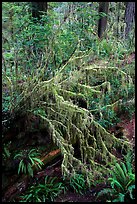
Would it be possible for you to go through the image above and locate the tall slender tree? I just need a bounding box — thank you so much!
[124,2,135,38]
[98,2,109,38]
[116,2,120,39]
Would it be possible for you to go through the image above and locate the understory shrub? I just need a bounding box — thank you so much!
[96,151,135,202]
[13,148,44,177]
[20,176,66,202]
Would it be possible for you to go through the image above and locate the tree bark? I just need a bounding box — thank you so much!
[125,2,135,38]
[116,2,120,39]
[32,2,48,20]
[98,2,109,38]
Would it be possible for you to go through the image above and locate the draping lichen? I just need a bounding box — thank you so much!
[10,51,133,186]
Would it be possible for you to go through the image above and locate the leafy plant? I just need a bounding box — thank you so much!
[97,108,120,129]
[14,148,44,177]
[67,173,87,195]
[20,176,66,202]
[2,2,134,194]
[87,61,134,130]
[3,143,11,160]
[96,151,135,202]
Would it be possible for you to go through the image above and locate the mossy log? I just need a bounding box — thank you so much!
[8,50,133,186]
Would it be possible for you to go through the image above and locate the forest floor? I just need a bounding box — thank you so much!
[2,53,135,202]
[2,112,135,202]
[55,114,135,202]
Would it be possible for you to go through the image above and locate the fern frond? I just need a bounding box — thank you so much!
[127,185,135,199]
[33,157,44,165]
[112,193,125,202]
[124,151,133,174]
[28,149,37,156]
[23,164,27,174]
[108,178,124,191]
[29,157,35,165]
[126,174,135,188]
[97,188,114,198]
[114,163,127,186]
[18,159,23,174]
[27,163,33,177]
[14,153,22,159]
[120,162,128,177]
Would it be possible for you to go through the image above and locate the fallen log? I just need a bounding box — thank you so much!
[39,149,61,164]
[3,149,61,202]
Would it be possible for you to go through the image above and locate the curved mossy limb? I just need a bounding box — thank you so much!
[10,53,133,185]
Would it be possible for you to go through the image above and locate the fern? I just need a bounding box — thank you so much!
[29,157,35,165]
[114,163,127,187]
[68,173,87,195]
[3,146,10,158]
[18,159,23,174]
[127,185,135,199]
[120,162,128,177]
[112,193,125,202]
[27,163,33,177]
[33,157,44,165]
[96,188,114,199]
[14,148,44,177]
[124,151,133,174]
[97,152,135,202]
[20,176,66,202]
[108,178,124,191]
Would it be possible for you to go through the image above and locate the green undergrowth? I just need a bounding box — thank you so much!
[2,3,135,201]
[18,174,88,202]
[2,44,134,186]
[96,151,135,202]
[13,148,44,177]
[19,176,66,202]
[17,151,135,202]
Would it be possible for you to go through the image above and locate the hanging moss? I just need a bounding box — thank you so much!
[10,51,133,187]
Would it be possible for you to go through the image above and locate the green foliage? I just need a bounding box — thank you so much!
[2,2,134,190]
[20,176,66,202]
[14,148,44,177]
[119,85,135,119]
[65,173,87,195]
[33,108,46,117]
[2,96,11,113]
[87,61,134,129]
[97,151,135,202]
[3,143,11,160]
[97,108,120,129]
[97,39,113,57]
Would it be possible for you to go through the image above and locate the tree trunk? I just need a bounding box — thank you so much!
[32,2,48,20]
[125,2,135,38]
[98,2,109,38]
[116,2,120,39]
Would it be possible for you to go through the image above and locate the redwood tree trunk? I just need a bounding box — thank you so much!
[125,2,135,38]
[98,2,109,38]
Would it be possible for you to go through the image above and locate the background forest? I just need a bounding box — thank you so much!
[2,2,135,202]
